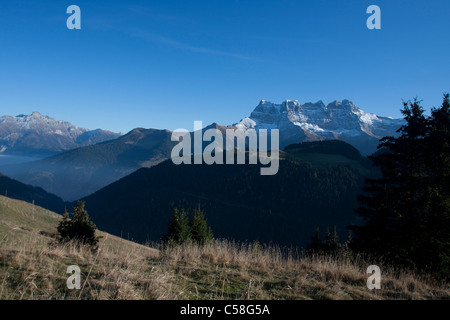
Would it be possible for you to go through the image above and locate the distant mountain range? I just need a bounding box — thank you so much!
[235,99,404,155]
[0,111,120,156]
[0,128,176,201]
[0,100,403,201]
[81,140,373,247]
[0,100,402,248]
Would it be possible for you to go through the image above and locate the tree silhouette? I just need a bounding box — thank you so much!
[164,207,190,245]
[164,206,214,245]
[57,201,99,248]
[189,206,214,245]
[350,94,450,279]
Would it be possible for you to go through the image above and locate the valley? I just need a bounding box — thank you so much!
[0,99,403,201]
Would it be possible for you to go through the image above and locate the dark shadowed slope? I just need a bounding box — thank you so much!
[82,140,375,247]
[0,173,65,213]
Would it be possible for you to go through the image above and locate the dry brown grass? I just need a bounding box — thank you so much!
[157,240,449,300]
[1,195,449,300]
[0,231,169,300]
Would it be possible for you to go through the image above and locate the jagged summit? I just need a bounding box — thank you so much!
[235,99,404,155]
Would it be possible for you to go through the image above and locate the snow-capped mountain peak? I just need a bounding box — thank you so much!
[0,112,120,156]
[235,99,404,155]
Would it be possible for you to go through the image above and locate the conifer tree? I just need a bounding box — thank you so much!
[164,206,214,246]
[307,226,342,254]
[57,207,71,239]
[164,207,190,245]
[307,228,322,252]
[189,206,214,245]
[57,201,99,248]
[324,226,340,252]
[350,94,450,279]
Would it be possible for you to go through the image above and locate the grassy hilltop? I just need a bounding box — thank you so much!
[0,195,448,300]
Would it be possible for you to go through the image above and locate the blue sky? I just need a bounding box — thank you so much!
[0,0,449,133]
